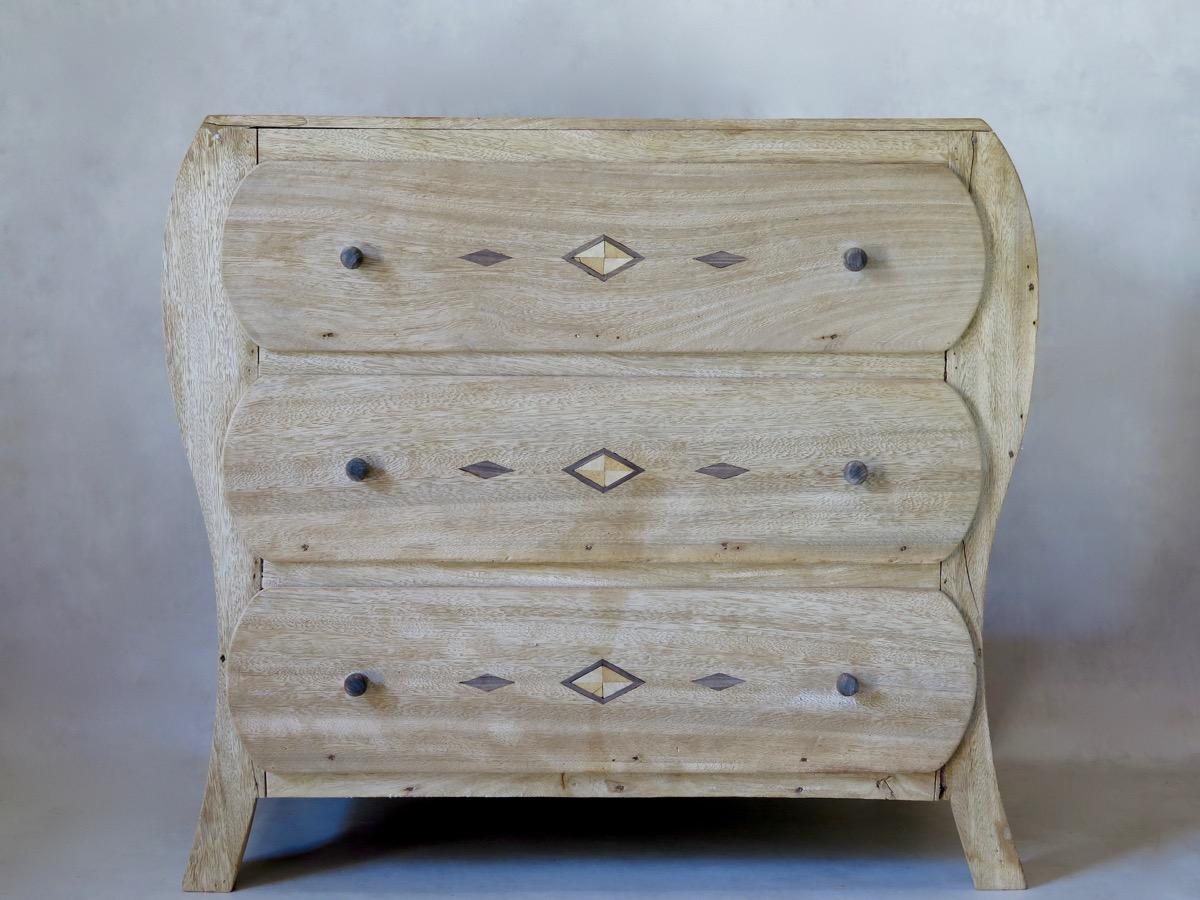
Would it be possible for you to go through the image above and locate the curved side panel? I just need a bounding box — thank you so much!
[941,130,1038,890]
[228,586,978,776]
[163,122,260,893]
[944,131,1039,627]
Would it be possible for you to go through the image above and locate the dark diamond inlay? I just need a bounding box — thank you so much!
[562,659,645,704]
[695,250,747,268]
[460,249,512,267]
[563,448,644,493]
[693,673,745,691]
[563,235,644,282]
[460,674,514,692]
[460,460,515,479]
[696,462,749,480]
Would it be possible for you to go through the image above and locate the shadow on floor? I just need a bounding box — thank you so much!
[236,761,1200,894]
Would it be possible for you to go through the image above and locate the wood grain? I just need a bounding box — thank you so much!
[947,131,976,188]
[163,123,260,893]
[222,375,983,565]
[222,160,985,352]
[943,139,1039,629]
[940,130,1037,890]
[265,770,939,801]
[944,551,1026,890]
[258,349,946,379]
[258,128,957,164]
[228,587,977,775]
[261,560,941,590]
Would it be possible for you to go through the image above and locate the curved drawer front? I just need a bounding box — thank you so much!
[222,375,982,564]
[228,587,977,775]
[222,160,984,352]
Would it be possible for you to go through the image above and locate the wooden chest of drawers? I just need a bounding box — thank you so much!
[165,116,1037,891]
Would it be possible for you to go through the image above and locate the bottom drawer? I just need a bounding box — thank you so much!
[228,587,976,775]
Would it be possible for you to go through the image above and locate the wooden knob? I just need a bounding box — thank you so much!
[843,247,868,271]
[340,246,364,269]
[345,457,371,482]
[843,460,869,485]
[836,673,860,697]
[344,672,370,697]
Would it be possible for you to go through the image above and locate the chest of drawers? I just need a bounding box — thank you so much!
[165,116,1036,891]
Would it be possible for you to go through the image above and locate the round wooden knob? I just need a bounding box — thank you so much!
[843,247,869,271]
[843,460,869,485]
[345,457,371,482]
[344,672,370,697]
[340,246,364,269]
[836,673,860,697]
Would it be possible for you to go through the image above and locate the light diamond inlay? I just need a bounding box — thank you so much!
[563,448,644,493]
[562,659,645,704]
[563,235,644,281]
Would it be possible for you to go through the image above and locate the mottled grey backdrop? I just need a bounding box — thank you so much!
[2,2,1198,897]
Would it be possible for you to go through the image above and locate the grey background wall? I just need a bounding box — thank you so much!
[2,1,1198,896]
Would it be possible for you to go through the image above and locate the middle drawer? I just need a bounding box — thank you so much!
[222,375,982,565]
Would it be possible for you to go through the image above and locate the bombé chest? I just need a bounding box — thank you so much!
[167,117,1037,891]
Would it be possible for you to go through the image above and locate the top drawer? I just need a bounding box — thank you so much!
[221,160,984,352]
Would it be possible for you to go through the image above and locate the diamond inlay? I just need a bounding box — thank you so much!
[460,460,514,479]
[696,462,749,479]
[460,249,511,267]
[563,448,644,493]
[562,659,644,704]
[460,674,514,692]
[695,250,747,268]
[693,673,745,691]
[563,235,644,281]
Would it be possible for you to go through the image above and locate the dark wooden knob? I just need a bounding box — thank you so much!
[843,247,868,271]
[340,246,364,269]
[345,457,371,481]
[836,673,860,697]
[344,672,370,697]
[843,460,869,485]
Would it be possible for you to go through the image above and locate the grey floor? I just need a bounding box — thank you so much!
[3,751,1197,898]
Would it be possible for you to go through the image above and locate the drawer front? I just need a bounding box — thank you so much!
[228,587,977,775]
[222,160,984,352]
[222,375,982,564]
